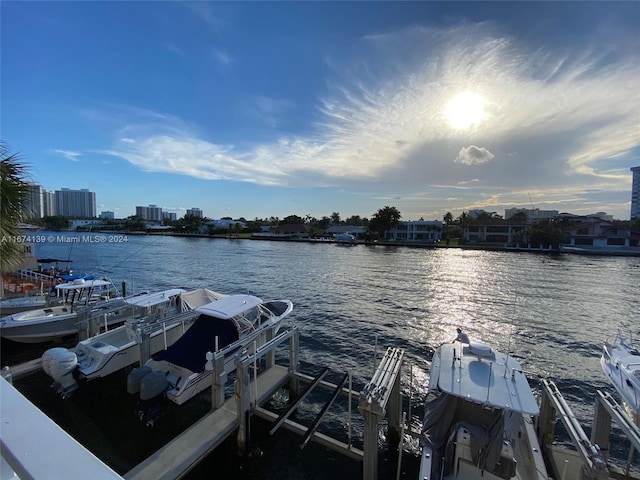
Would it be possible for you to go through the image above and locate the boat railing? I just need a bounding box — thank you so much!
[129,309,202,339]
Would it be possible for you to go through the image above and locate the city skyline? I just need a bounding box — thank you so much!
[3,2,639,221]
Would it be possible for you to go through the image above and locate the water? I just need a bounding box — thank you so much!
[3,233,639,478]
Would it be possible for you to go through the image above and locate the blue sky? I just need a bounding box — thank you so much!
[3,2,639,221]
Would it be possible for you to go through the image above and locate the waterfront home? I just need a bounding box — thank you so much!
[564,217,638,248]
[463,218,528,246]
[384,220,442,243]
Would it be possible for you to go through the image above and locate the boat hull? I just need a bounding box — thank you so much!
[0,312,79,343]
[76,319,196,381]
[601,333,640,423]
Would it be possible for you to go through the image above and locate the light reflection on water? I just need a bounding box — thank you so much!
[7,233,639,478]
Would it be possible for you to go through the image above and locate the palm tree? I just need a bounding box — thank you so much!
[369,206,401,239]
[1,143,30,273]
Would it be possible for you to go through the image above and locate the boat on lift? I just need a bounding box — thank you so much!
[41,288,226,397]
[601,329,640,425]
[0,278,119,343]
[127,294,293,424]
[418,340,548,480]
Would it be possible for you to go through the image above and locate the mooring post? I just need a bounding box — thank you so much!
[139,331,151,366]
[207,351,226,410]
[265,326,275,369]
[289,328,300,398]
[387,363,403,446]
[591,394,612,462]
[360,397,384,480]
[359,347,405,480]
[235,357,251,452]
[537,382,556,449]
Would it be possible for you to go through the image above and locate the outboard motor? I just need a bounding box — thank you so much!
[134,370,169,426]
[127,366,152,395]
[41,347,79,398]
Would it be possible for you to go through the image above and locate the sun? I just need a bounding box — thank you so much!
[444,92,487,130]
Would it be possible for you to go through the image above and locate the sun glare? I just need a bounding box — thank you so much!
[444,92,487,130]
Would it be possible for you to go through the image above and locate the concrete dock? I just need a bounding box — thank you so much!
[125,365,290,480]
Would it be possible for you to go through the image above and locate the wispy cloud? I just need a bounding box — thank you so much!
[211,49,231,66]
[53,149,82,161]
[103,23,639,215]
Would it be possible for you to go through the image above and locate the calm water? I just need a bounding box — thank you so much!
[3,233,640,478]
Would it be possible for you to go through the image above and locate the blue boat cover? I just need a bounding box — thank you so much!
[152,315,240,373]
[58,273,95,281]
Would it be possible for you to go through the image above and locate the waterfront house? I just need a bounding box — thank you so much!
[462,219,529,246]
[564,217,637,248]
[385,220,443,243]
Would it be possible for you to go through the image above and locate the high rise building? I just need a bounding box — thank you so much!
[24,184,44,218]
[43,190,56,216]
[186,207,203,218]
[55,188,96,218]
[135,204,164,222]
[631,166,640,220]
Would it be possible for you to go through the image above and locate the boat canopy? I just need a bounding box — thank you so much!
[196,294,263,320]
[434,343,539,415]
[124,289,186,308]
[54,279,112,291]
[179,288,226,311]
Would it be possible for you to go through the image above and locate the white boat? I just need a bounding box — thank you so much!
[129,294,293,418]
[41,288,226,396]
[334,232,356,244]
[0,272,94,316]
[0,293,49,316]
[418,341,548,480]
[0,279,119,343]
[601,330,640,424]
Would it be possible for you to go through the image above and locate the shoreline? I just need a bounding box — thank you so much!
[77,229,640,257]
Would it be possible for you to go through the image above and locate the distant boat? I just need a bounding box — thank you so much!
[601,329,640,424]
[334,232,356,245]
[0,278,119,343]
[1,272,94,316]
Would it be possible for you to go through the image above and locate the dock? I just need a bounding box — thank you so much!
[125,366,290,480]
[2,326,640,480]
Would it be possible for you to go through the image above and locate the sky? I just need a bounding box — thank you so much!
[2,1,639,221]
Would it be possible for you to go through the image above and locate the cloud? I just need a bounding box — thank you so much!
[211,49,231,65]
[455,146,495,165]
[53,149,82,161]
[103,22,639,215]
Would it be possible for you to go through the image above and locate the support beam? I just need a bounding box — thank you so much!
[301,372,348,449]
[270,367,329,435]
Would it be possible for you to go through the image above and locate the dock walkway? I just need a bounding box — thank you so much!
[124,365,290,480]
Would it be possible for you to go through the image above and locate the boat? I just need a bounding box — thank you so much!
[418,340,548,480]
[334,232,356,245]
[128,294,293,423]
[0,273,95,316]
[0,278,119,343]
[601,330,640,424]
[40,288,226,397]
[0,292,50,316]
